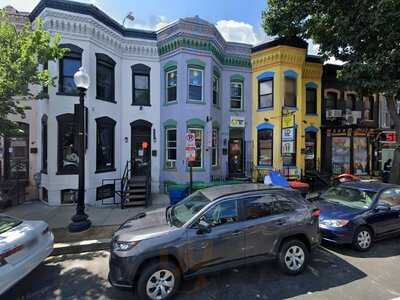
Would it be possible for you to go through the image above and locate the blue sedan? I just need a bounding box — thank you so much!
[316,182,400,251]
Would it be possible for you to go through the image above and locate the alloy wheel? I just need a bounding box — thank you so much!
[357,230,372,249]
[284,245,305,271]
[146,269,175,300]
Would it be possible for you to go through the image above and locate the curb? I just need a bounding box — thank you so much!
[51,239,111,256]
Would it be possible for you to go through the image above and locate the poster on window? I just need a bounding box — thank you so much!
[282,127,295,141]
[353,137,368,175]
[332,137,350,174]
[282,141,295,154]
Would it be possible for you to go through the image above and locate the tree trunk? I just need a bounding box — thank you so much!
[386,95,400,184]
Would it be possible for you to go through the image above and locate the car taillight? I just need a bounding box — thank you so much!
[0,244,24,266]
[42,226,49,235]
[312,208,321,218]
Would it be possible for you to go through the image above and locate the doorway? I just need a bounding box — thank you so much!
[228,128,245,177]
[4,123,29,181]
[305,132,317,174]
[130,120,152,177]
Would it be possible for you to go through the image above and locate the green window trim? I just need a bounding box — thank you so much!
[187,58,206,69]
[186,118,206,128]
[230,74,245,82]
[163,60,177,72]
[163,119,177,128]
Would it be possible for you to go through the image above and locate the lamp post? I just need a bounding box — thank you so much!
[69,67,91,233]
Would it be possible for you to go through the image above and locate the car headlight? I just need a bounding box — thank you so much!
[320,219,349,227]
[112,240,139,252]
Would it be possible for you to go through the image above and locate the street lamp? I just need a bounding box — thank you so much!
[68,67,91,233]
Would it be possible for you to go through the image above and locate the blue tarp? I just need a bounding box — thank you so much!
[268,171,290,187]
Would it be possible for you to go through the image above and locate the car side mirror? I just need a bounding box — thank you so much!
[196,219,212,234]
[375,203,391,212]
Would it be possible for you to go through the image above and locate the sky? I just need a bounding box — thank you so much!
[0,0,339,61]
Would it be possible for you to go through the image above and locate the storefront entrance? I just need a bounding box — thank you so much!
[228,128,244,177]
[130,120,152,177]
[305,132,317,173]
[4,123,29,181]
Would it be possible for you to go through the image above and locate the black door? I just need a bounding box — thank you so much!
[305,132,317,174]
[4,123,29,181]
[228,138,244,177]
[131,120,152,177]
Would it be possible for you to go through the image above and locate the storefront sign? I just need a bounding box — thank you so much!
[282,114,294,128]
[282,141,295,154]
[282,127,295,141]
[230,116,245,128]
[382,131,396,143]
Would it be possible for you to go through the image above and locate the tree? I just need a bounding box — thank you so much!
[262,0,400,183]
[0,12,66,137]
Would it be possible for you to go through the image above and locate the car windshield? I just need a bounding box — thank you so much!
[170,191,211,227]
[0,215,22,234]
[321,186,376,209]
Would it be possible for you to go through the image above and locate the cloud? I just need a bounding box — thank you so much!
[128,15,170,31]
[215,20,260,45]
[0,0,39,12]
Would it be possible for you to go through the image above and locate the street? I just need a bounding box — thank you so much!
[2,238,400,300]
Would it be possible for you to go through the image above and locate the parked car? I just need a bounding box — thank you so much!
[315,182,400,251]
[109,183,321,300]
[0,214,54,295]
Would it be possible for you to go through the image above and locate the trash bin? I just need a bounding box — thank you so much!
[168,184,189,205]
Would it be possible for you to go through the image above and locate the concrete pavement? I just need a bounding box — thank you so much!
[2,238,400,300]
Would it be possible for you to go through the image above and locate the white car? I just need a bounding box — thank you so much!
[0,214,54,295]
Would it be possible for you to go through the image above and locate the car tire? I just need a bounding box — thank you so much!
[352,226,373,252]
[278,239,309,275]
[136,260,181,300]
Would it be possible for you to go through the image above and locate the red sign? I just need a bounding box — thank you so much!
[142,141,149,149]
[382,132,396,143]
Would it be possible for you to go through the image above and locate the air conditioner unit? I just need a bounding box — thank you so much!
[166,161,176,169]
[326,109,342,118]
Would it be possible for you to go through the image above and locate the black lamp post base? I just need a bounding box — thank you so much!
[68,216,91,233]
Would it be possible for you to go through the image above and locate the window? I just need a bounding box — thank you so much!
[284,77,297,107]
[202,200,238,227]
[166,69,177,103]
[61,189,78,204]
[132,64,151,106]
[257,129,273,166]
[188,128,203,168]
[273,195,297,213]
[57,114,78,174]
[364,96,374,120]
[230,82,243,109]
[41,115,47,173]
[96,53,115,102]
[212,128,218,167]
[58,44,82,94]
[212,75,219,105]
[243,195,274,220]
[326,92,338,110]
[188,68,203,101]
[42,187,48,203]
[379,189,400,207]
[259,79,273,109]
[346,94,356,110]
[96,117,116,172]
[165,128,177,169]
[306,88,317,114]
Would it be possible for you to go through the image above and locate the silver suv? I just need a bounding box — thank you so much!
[109,184,321,300]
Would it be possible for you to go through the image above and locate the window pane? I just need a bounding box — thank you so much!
[167,87,177,102]
[244,196,274,220]
[189,85,202,101]
[306,88,317,114]
[61,121,78,170]
[97,63,113,100]
[326,92,337,109]
[260,80,272,95]
[379,189,400,207]
[230,99,242,109]
[259,95,273,108]
[135,75,149,89]
[189,69,202,86]
[189,128,203,168]
[62,77,77,94]
[167,71,177,87]
[63,58,81,77]
[167,149,177,160]
[284,77,297,107]
[258,129,273,166]
[134,90,150,105]
[231,83,242,98]
[203,200,238,226]
[97,125,114,170]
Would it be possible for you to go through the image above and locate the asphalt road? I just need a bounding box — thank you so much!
[2,239,400,300]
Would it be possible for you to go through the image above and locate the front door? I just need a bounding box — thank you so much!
[131,120,152,177]
[4,123,29,181]
[228,139,244,177]
[305,132,317,174]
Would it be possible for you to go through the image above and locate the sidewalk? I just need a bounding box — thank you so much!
[2,193,170,254]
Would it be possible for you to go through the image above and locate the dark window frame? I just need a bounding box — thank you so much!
[325,91,338,110]
[95,117,116,173]
[188,67,204,102]
[166,68,177,103]
[96,53,116,103]
[132,64,151,106]
[56,113,78,175]
[258,78,273,109]
[58,44,83,96]
[257,129,273,166]
[61,189,78,204]
[306,87,317,114]
[284,76,297,108]
[165,127,177,169]
[41,115,48,174]
[212,75,219,106]
[230,81,243,110]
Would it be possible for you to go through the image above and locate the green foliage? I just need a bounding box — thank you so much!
[0,12,67,136]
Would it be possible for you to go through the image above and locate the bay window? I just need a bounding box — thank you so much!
[188,128,203,168]
[213,75,219,106]
[58,44,82,95]
[284,76,297,107]
[212,128,218,167]
[230,82,243,109]
[165,128,177,169]
[188,68,203,101]
[166,69,177,103]
[259,79,273,109]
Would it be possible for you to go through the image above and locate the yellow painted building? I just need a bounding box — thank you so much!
[251,37,323,180]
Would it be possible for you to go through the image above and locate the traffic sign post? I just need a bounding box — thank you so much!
[185,132,196,193]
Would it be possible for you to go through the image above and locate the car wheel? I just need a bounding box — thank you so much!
[136,260,181,300]
[278,239,309,275]
[352,227,373,252]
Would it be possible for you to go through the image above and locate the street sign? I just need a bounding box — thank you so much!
[282,127,295,141]
[185,147,196,162]
[185,132,196,148]
[185,132,196,162]
[230,116,245,128]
